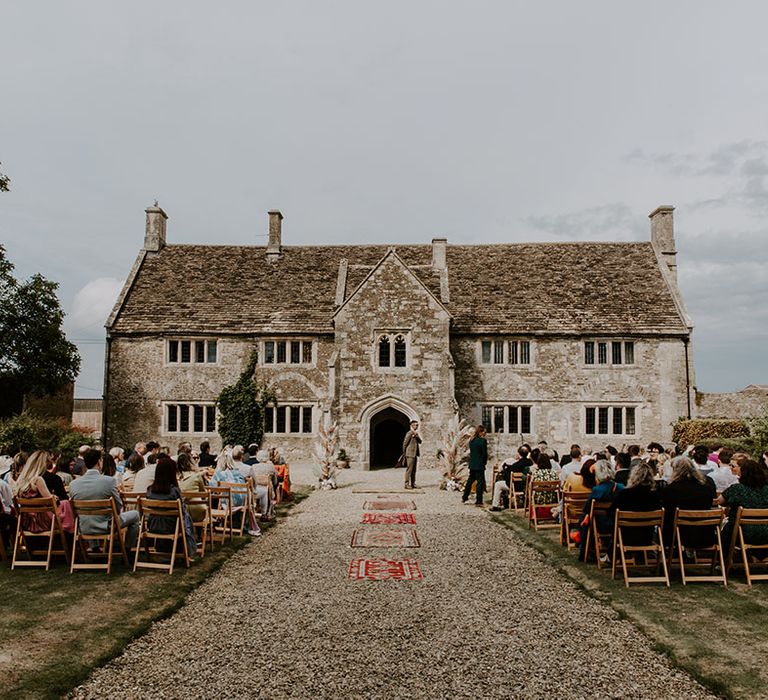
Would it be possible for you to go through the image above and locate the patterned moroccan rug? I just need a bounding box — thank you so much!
[360,513,417,525]
[363,500,417,511]
[348,558,423,581]
[350,529,420,548]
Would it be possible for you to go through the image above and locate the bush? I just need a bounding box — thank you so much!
[0,412,95,454]
[672,419,749,447]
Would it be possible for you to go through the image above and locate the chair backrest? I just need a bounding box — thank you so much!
[139,498,183,519]
[563,492,590,515]
[735,507,768,527]
[221,481,250,498]
[15,495,58,516]
[589,500,612,517]
[206,485,232,507]
[122,491,142,510]
[530,480,560,494]
[71,498,118,519]
[616,509,664,528]
[674,507,725,528]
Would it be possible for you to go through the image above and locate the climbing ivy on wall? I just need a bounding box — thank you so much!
[216,349,276,448]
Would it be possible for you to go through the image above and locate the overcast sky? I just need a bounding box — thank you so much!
[1,1,766,397]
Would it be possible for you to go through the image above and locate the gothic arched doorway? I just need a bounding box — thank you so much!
[370,407,410,469]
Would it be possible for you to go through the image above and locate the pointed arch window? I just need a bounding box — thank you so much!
[378,335,391,367]
[394,334,407,367]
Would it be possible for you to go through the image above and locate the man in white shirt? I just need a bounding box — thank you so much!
[560,446,583,485]
[707,448,739,492]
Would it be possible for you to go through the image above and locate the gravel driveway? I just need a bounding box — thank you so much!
[72,468,714,699]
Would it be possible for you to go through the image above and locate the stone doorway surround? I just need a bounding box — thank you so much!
[357,394,419,471]
[369,406,410,469]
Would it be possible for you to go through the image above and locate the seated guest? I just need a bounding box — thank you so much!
[72,445,90,477]
[564,458,596,493]
[121,452,145,492]
[646,442,664,471]
[692,445,718,473]
[101,452,118,478]
[145,456,196,558]
[707,448,739,492]
[55,454,75,487]
[13,450,75,533]
[559,446,582,484]
[614,452,632,486]
[133,452,160,495]
[5,451,28,489]
[198,441,216,468]
[578,459,623,561]
[656,452,672,481]
[490,445,532,511]
[708,444,723,465]
[718,459,768,548]
[177,452,207,522]
[208,450,247,506]
[43,454,69,502]
[69,448,140,549]
[661,456,717,549]
[270,449,292,500]
[244,444,260,466]
[530,452,560,519]
[231,446,271,519]
[610,462,663,546]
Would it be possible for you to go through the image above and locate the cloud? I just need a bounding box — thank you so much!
[524,203,645,240]
[626,140,768,215]
[70,277,123,329]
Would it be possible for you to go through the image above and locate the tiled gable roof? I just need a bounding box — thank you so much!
[109,242,688,336]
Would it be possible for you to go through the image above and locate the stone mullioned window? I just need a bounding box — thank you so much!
[480,404,532,434]
[263,339,314,366]
[584,405,637,436]
[167,339,218,364]
[165,402,217,434]
[479,339,531,366]
[264,404,314,434]
[584,340,635,366]
[376,333,408,369]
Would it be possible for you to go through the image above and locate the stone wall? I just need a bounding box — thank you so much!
[105,335,329,462]
[332,254,455,470]
[452,335,691,462]
[695,385,768,420]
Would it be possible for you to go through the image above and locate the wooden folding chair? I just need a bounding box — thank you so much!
[672,508,727,586]
[121,491,142,512]
[611,509,669,587]
[12,496,71,570]
[584,501,613,569]
[182,490,213,557]
[221,482,251,536]
[70,498,129,573]
[206,485,233,543]
[727,507,768,586]
[133,498,191,574]
[528,480,561,531]
[560,491,591,550]
[509,473,526,512]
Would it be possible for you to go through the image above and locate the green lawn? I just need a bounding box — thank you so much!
[491,510,768,700]
[0,487,309,700]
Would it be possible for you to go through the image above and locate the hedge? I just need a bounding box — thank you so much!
[672,419,749,445]
[0,412,96,454]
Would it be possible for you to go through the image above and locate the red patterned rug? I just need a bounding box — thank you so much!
[361,512,416,525]
[348,559,423,581]
[363,500,417,511]
[350,529,420,548]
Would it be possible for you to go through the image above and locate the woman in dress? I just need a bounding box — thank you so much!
[146,456,196,559]
[176,452,207,522]
[578,459,624,561]
[121,452,145,492]
[13,450,74,534]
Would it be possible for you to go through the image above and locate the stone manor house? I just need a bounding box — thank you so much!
[104,204,694,469]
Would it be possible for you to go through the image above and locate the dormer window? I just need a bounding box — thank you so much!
[376,332,408,369]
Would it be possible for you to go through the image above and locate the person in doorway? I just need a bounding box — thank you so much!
[402,420,422,489]
[462,426,488,507]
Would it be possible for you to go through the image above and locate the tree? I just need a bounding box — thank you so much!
[0,245,80,400]
[0,162,9,192]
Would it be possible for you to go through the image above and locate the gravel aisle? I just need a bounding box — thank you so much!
[73,469,714,699]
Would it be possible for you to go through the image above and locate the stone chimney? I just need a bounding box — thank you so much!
[143,201,168,252]
[649,205,676,280]
[267,210,283,261]
[432,238,447,270]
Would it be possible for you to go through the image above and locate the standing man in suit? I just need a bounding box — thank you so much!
[462,426,489,507]
[69,448,140,549]
[402,420,422,490]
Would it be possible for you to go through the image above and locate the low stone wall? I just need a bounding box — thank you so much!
[695,385,768,420]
